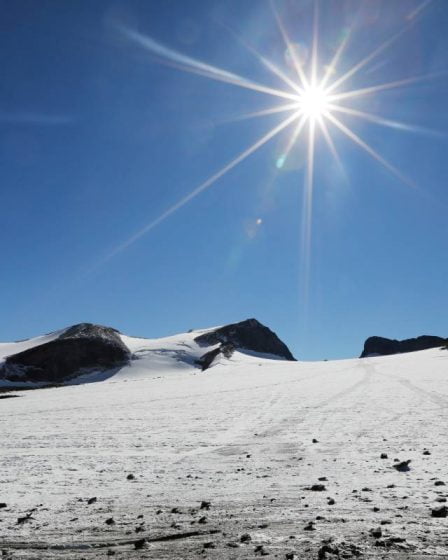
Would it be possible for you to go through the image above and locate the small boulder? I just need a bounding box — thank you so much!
[318,544,339,559]
[393,460,411,472]
[134,538,146,550]
[309,484,326,491]
[431,506,448,518]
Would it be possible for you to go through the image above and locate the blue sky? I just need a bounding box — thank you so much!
[1,0,447,360]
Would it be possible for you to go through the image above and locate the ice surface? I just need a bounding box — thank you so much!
[0,345,447,557]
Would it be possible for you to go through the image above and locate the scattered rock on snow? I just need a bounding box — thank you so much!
[393,460,411,472]
[370,527,382,538]
[431,506,448,518]
[134,538,146,549]
[308,484,326,491]
[304,521,315,531]
[318,543,339,559]
[17,513,33,524]
[254,544,269,555]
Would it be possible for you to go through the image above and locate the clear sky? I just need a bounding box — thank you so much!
[1,0,447,360]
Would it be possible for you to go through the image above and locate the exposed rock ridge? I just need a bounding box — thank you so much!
[196,343,235,371]
[360,335,447,358]
[194,318,296,361]
[1,323,130,384]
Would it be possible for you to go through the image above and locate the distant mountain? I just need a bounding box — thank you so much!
[0,319,295,388]
[194,318,295,361]
[360,335,447,358]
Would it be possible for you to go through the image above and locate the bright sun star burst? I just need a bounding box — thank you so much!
[296,84,331,121]
[103,1,439,284]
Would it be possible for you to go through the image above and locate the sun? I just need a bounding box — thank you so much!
[296,85,332,121]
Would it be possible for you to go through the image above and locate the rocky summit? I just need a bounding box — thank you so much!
[1,323,131,385]
[194,318,296,361]
[360,334,447,358]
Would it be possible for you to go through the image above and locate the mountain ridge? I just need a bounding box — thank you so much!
[360,334,447,358]
[0,318,294,388]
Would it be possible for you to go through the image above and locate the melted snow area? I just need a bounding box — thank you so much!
[0,338,447,558]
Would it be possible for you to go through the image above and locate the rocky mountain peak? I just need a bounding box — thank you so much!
[194,318,296,361]
[360,335,447,358]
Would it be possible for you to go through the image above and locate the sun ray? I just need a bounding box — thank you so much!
[407,0,433,21]
[310,0,319,87]
[221,102,302,124]
[270,0,310,90]
[119,25,299,102]
[317,116,345,175]
[285,113,308,155]
[326,25,411,94]
[220,22,304,95]
[276,113,308,168]
[331,71,446,102]
[328,104,444,137]
[325,112,415,188]
[300,118,317,314]
[320,26,353,90]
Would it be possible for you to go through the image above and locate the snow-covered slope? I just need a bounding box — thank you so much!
[1,346,447,558]
[0,329,63,362]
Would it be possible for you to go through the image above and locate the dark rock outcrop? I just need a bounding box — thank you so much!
[196,343,235,371]
[1,323,130,384]
[360,335,447,358]
[194,319,295,361]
